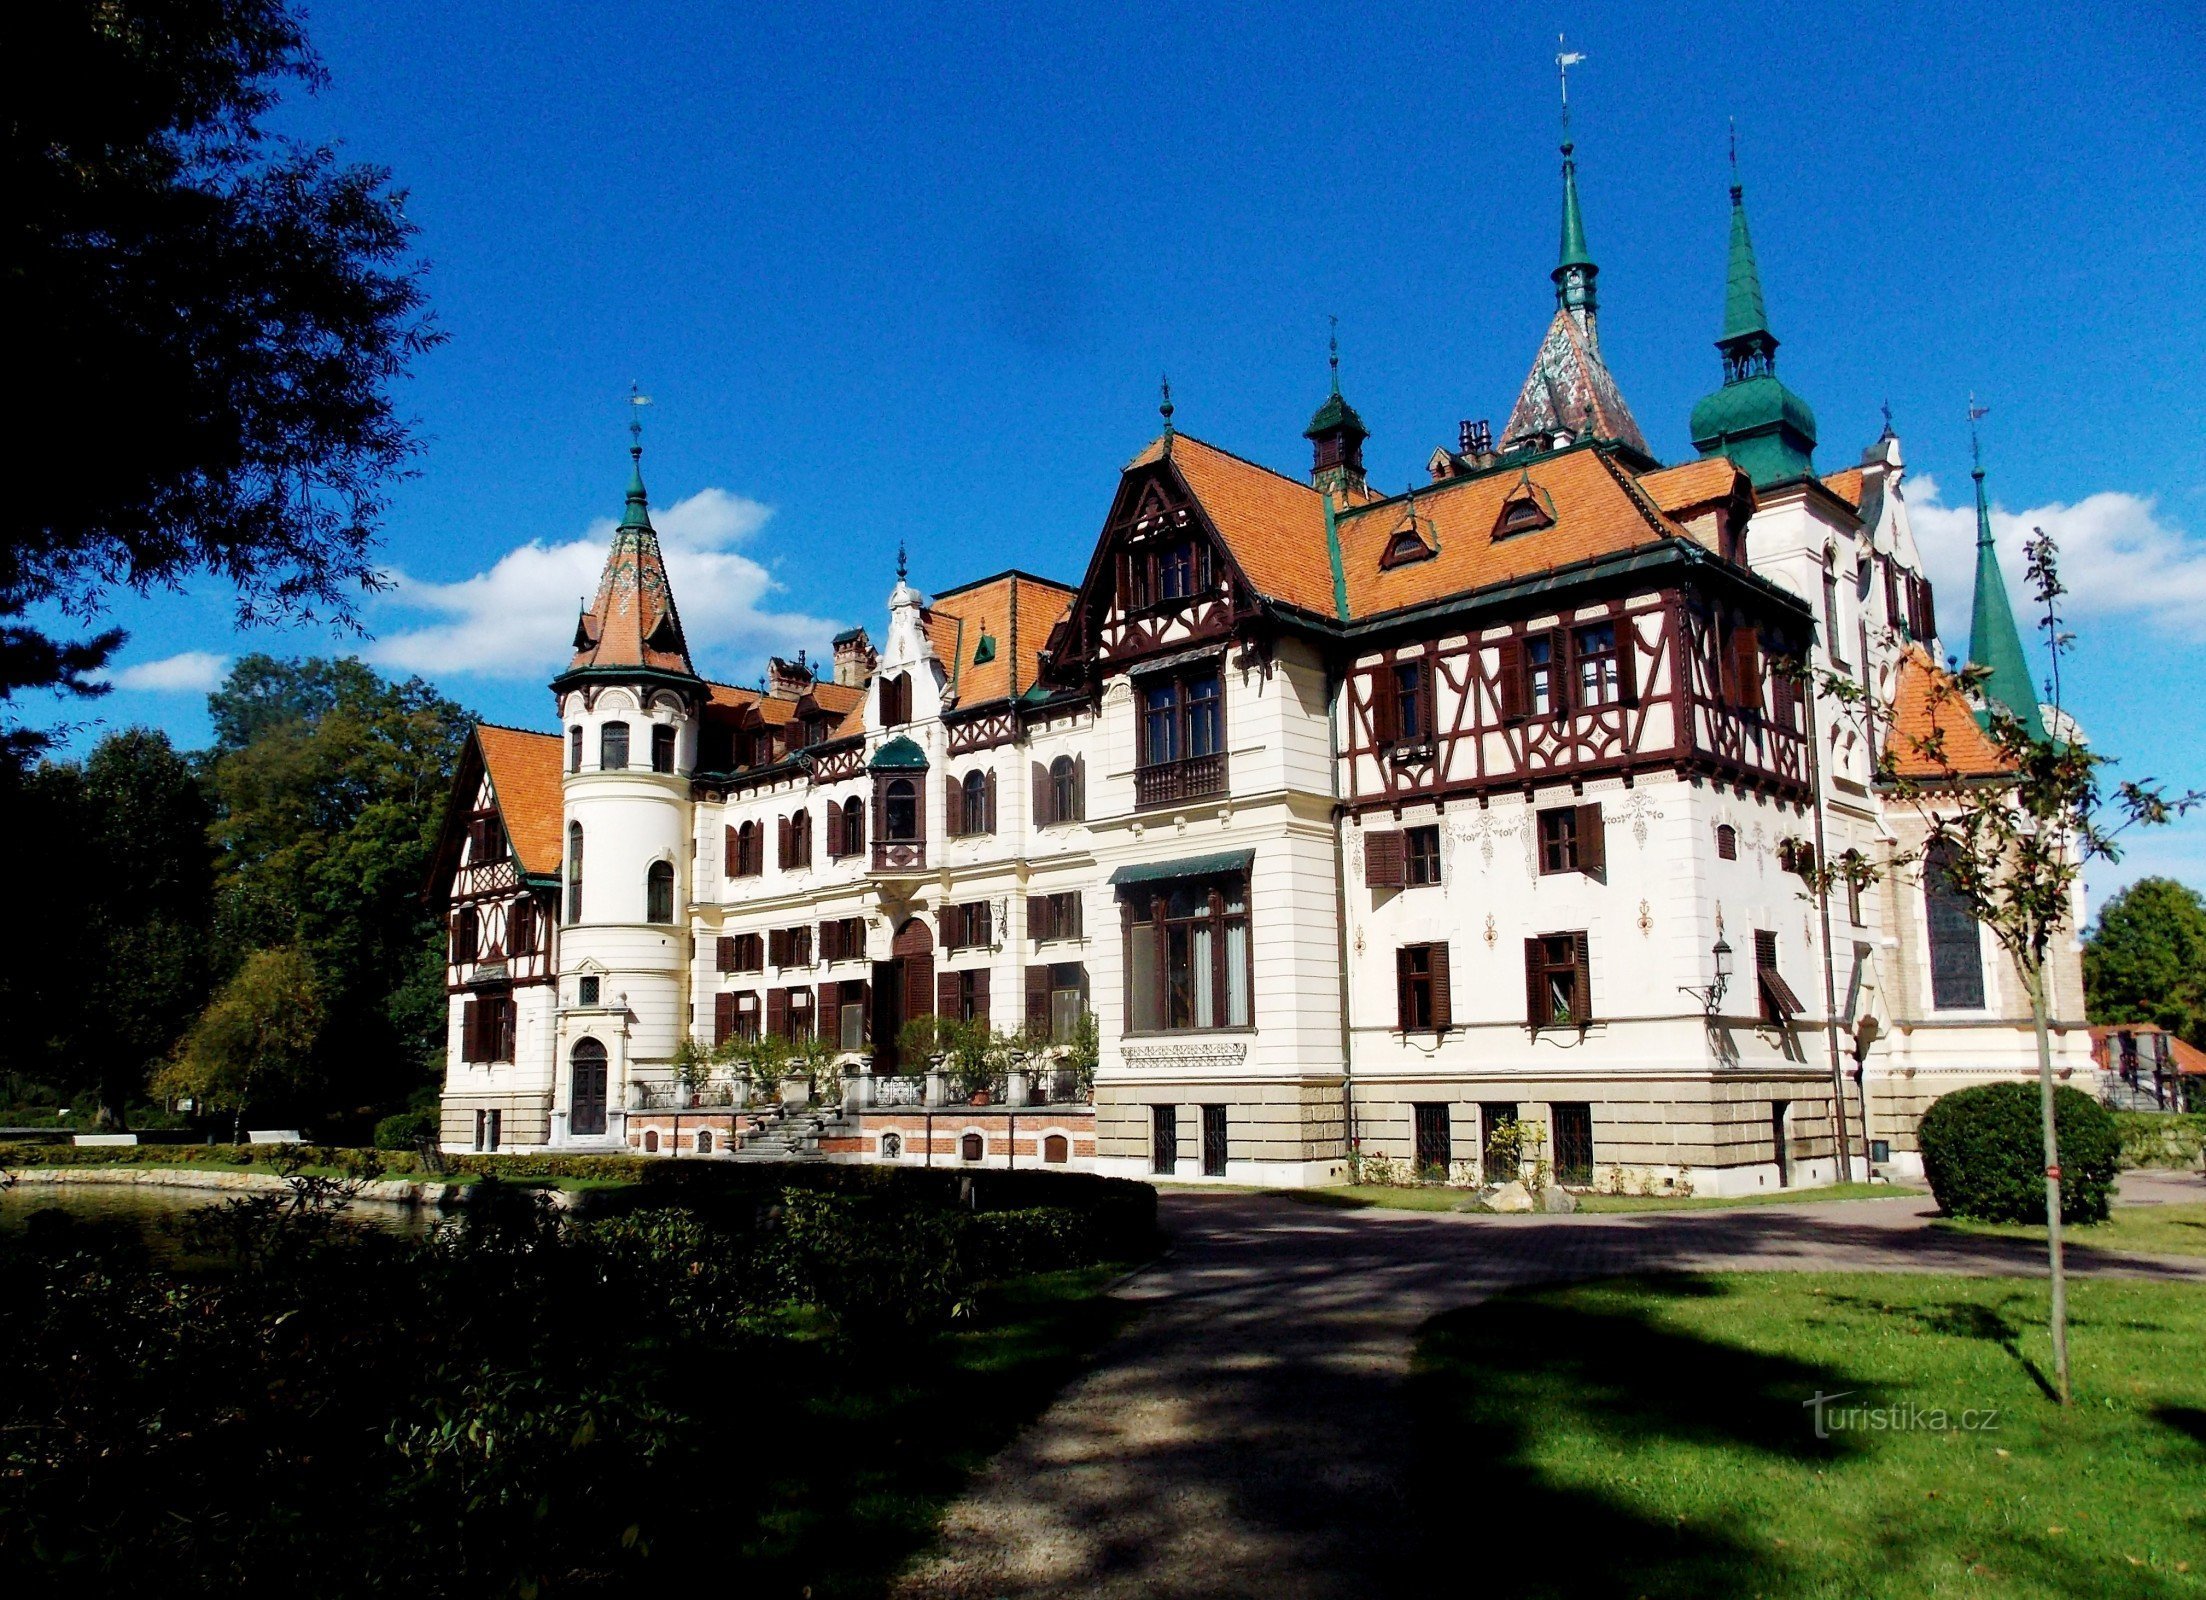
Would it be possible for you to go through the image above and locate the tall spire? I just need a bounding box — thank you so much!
[1305,316,1369,496]
[1689,131,1818,488]
[1553,36,1596,319]
[1963,401,2047,741]
[560,395,697,684]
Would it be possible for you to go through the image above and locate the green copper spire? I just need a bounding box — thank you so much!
[1552,39,1597,317]
[621,383,653,531]
[1689,135,1818,489]
[1963,407,2047,741]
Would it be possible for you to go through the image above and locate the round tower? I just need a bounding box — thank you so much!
[549,432,702,1144]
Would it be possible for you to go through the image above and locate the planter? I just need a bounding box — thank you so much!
[968,1091,992,1107]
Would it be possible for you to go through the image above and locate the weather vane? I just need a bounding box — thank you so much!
[1557,35,1585,144]
[1159,373,1174,431]
[1328,314,1340,393]
[628,380,652,456]
[1968,391,1990,469]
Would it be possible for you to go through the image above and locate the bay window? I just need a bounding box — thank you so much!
[1124,874,1252,1033]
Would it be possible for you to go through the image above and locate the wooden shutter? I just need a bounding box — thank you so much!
[818,979,839,1035]
[1497,636,1526,720]
[1883,559,1902,628]
[766,987,789,1038]
[1917,576,1937,641]
[1731,626,1761,710]
[1574,802,1605,879]
[970,967,990,1025]
[1072,756,1086,820]
[1572,933,1593,1024]
[944,772,964,836]
[1064,892,1083,939]
[717,935,735,972]
[1430,941,1453,1030]
[776,815,791,868]
[1549,629,1573,716]
[1523,939,1544,1031]
[1395,946,1415,1032]
[1614,625,1639,705]
[723,826,738,876]
[985,770,998,832]
[498,999,516,1061]
[1371,667,1400,745]
[1032,761,1051,825]
[871,784,886,849]
[462,1000,480,1061]
[974,902,991,946]
[1026,964,1051,1034]
[714,991,735,1045]
[937,968,959,1018]
[1365,829,1406,888]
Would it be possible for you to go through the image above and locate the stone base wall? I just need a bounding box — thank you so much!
[1095,1078,1348,1174]
[440,1093,552,1152]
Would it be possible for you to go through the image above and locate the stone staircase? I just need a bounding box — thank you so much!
[729,1105,849,1161]
[2101,1071,2183,1114]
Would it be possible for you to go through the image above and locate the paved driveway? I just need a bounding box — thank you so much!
[896,1174,2206,1600]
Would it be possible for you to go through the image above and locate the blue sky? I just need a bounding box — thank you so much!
[43,0,2206,907]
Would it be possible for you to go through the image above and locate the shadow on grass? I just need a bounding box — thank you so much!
[644,1268,1135,1599]
[2155,1403,2206,1448]
[1820,1288,2062,1402]
[1402,1275,1860,1596]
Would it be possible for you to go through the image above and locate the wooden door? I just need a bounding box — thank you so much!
[571,1040,608,1136]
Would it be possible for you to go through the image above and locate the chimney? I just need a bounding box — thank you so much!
[831,627,876,688]
[766,654,815,700]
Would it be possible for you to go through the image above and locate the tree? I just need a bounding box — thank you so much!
[2085,878,2206,1048]
[155,946,324,1139]
[1814,529,2199,1403]
[0,728,216,1121]
[4,0,439,758]
[205,656,472,1126]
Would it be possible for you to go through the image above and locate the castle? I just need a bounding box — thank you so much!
[431,127,2088,1190]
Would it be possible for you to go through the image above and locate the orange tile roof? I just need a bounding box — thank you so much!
[2177,1037,2206,1076]
[1128,433,1338,617]
[476,725,565,877]
[1885,645,2011,779]
[1640,456,1749,516]
[1337,446,1679,620]
[566,517,697,679]
[1821,467,1865,510]
[930,571,1076,705]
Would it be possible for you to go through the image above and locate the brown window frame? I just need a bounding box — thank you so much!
[879,673,912,727]
[1524,931,1592,1030]
[650,723,677,773]
[943,901,993,952]
[1404,824,1442,887]
[1122,872,1253,1035]
[1395,942,1453,1033]
[1031,890,1083,943]
[599,721,630,771]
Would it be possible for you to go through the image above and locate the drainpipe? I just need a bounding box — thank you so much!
[1327,661,1356,1174]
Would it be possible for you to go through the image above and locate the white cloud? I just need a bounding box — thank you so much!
[367,488,844,683]
[1908,473,2206,642]
[98,650,230,693]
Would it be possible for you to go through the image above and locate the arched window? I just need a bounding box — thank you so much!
[886,777,918,840]
[570,1037,608,1135]
[1924,840,1985,1010]
[1043,1133,1069,1165]
[643,1128,660,1154]
[734,820,761,877]
[566,823,584,921]
[880,672,912,726]
[1050,755,1077,823]
[568,725,582,772]
[646,861,675,924]
[842,796,865,855]
[881,1131,903,1159]
[452,907,479,962]
[1715,823,1737,861]
[696,1128,714,1155]
[600,721,630,770]
[962,769,991,835]
[960,1132,984,1162]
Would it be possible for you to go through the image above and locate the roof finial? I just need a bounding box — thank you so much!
[1881,398,1895,436]
[896,540,909,582]
[1328,315,1341,396]
[1727,117,1740,199]
[1968,392,1989,481]
[628,380,651,464]
[620,382,654,530]
[1557,34,1583,152]
[1159,373,1175,436]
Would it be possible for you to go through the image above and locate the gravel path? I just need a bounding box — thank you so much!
[894,1172,2206,1600]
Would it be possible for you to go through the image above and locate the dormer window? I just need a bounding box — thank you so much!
[880,673,912,727]
[1381,526,1435,568]
[1493,479,1555,538]
[1121,537,1213,610]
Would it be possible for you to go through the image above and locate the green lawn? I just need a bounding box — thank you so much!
[1935,1203,2206,1261]
[1285,1180,1919,1214]
[1409,1273,2206,1598]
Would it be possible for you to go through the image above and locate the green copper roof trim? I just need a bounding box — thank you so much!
[1965,456,2047,742]
[868,734,929,771]
[1721,184,1772,344]
[549,664,703,693]
[619,449,653,531]
[1323,493,1349,621]
[972,633,996,665]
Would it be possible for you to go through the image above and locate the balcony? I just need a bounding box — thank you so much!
[1135,751,1228,812]
[871,838,927,873]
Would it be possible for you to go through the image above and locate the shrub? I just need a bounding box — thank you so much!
[1919,1082,2121,1224]
[2112,1111,2206,1170]
[373,1111,438,1150]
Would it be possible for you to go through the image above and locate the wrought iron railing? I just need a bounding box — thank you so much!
[1135,751,1227,811]
[873,1074,926,1107]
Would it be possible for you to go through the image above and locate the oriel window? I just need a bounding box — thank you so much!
[1125,874,1251,1033]
[599,721,630,770]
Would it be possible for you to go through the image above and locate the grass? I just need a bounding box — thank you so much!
[1408,1273,2206,1598]
[1285,1179,1920,1214]
[1934,1203,2206,1261]
[650,1265,1132,1596]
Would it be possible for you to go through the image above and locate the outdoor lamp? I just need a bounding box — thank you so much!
[1711,936,1734,986]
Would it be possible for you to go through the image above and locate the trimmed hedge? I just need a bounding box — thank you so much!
[372,1111,439,1150]
[1919,1082,2120,1224]
[2112,1112,2206,1171]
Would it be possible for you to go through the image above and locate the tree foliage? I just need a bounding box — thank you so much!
[2084,877,2206,1048]
[3,0,439,756]
[154,945,324,1136]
